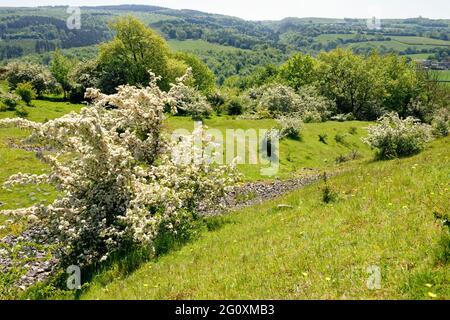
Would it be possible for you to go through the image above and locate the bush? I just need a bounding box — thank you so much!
[206,90,226,115]
[276,116,303,140]
[250,84,335,122]
[2,61,57,96]
[321,173,337,203]
[431,108,450,137]
[364,113,433,160]
[1,93,20,111]
[318,133,328,144]
[334,133,347,145]
[227,98,244,115]
[349,127,358,135]
[335,149,362,164]
[14,106,28,118]
[331,113,355,122]
[169,70,213,120]
[15,82,36,106]
[68,59,100,103]
[253,84,301,116]
[296,85,336,122]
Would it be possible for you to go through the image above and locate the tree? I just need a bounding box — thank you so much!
[1,61,57,96]
[316,49,383,120]
[174,52,216,93]
[97,16,172,93]
[279,53,317,91]
[50,49,76,99]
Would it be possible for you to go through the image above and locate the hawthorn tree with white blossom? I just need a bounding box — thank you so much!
[0,72,237,267]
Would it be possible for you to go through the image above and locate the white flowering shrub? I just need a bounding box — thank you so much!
[363,112,433,160]
[1,61,57,96]
[168,70,213,120]
[254,84,301,116]
[250,84,335,122]
[296,85,336,122]
[0,72,236,267]
[276,116,303,139]
[431,108,450,137]
[1,93,20,111]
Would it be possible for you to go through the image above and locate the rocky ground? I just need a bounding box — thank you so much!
[0,227,60,290]
[201,170,325,215]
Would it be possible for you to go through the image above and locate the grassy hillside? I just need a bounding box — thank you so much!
[80,136,450,300]
[167,116,372,181]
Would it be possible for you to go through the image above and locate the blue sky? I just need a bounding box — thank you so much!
[1,0,449,20]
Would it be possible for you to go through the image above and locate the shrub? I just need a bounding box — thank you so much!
[331,113,355,122]
[1,93,20,111]
[334,133,347,145]
[2,61,57,96]
[254,84,301,116]
[349,127,358,135]
[318,133,328,144]
[15,82,36,106]
[206,90,226,115]
[364,112,433,160]
[227,98,244,116]
[335,154,348,164]
[250,84,335,122]
[296,85,336,122]
[431,108,450,137]
[68,59,100,103]
[14,106,28,118]
[276,116,303,139]
[335,149,362,164]
[0,71,237,270]
[321,173,337,203]
[169,70,213,120]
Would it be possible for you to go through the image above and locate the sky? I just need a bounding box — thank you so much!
[1,0,449,20]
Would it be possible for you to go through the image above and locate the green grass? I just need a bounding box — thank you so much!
[166,116,372,181]
[80,137,450,300]
[168,40,242,53]
[405,53,432,60]
[0,99,83,122]
[436,70,450,81]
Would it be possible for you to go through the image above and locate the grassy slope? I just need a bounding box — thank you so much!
[166,116,372,181]
[81,137,450,300]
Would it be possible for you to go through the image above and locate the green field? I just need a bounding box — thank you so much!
[391,36,450,46]
[314,34,450,53]
[168,39,243,53]
[436,70,450,81]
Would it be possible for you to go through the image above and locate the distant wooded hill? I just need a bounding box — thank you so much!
[1,5,449,82]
